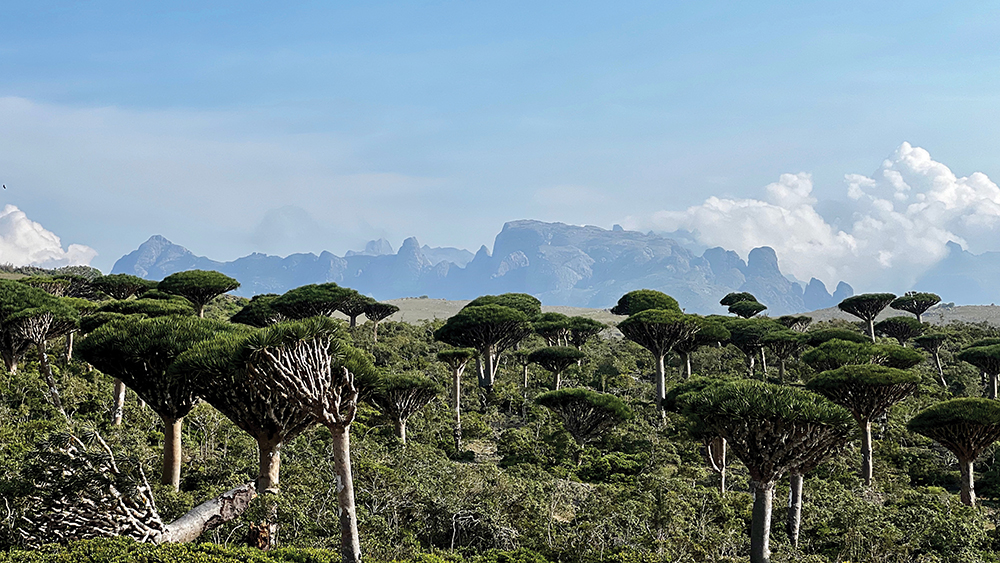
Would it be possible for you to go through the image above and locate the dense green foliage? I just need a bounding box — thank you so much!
[6,280,1000,562]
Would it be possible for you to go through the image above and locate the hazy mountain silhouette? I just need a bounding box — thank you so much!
[112,220,853,314]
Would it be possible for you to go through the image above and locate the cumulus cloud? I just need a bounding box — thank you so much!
[630,143,1000,292]
[0,204,97,268]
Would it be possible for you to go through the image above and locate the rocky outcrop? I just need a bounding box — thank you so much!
[113,221,854,314]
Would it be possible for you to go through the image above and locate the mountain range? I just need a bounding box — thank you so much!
[112,220,855,315]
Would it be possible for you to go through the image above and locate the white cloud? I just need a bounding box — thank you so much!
[629,143,1000,292]
[0,204,97,268]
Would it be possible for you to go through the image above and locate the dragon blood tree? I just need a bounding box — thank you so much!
[243,317,375,563]
[363,301,399,342]
[874,316,925,346]
[672,318,730,379]
[610,289,680,316]
[535,388,633,465]
[434,304,532,400]
[618,309,701,411]
[337,292,375,328]
[664,377,729,493]
[957,344,1000,400]
[838,293,896,342]
[437,348,476,450]
[533,312,570,346]
[528,346,586,389]
[680,380,852,563]
[914,333,949,389]
[908,398,1000,506]
[158,270,240,318]
[807,365,920,486]
[370,372,441,444]
[76,316,238,490]
[891,291,941,322]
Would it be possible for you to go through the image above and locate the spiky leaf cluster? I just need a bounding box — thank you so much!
[610,289,680,316]
[679,380,852,482]
[536,388,633,446]
[908,398,1000,461]
[807,365,920,422]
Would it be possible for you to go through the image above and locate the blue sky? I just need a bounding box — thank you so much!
[2,1,1000,289]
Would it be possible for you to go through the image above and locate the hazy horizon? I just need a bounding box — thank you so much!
[3,2,1000,294]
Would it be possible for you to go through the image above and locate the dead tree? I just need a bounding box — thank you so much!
[19,430,254,546]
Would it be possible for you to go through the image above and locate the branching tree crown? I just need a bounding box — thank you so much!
[535,388,633,463]
[610,289,680,316]
[92,274,153,300]
[729,301,768,318]
[230,294,284,327]
[805,328,869,346]
[891,292,941,322]
[908,398,1000,506]
[720,292,758,306]
[158,270,240,318]
[270,283,355,319]
[874,316,926,346]
[838,293,897,341]
[464,293,542,318]
[369,372,442,444]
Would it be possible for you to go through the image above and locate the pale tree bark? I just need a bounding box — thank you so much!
[960,457,976,506]
[787,473,803,549]
[112,378,126,426]
[162,416,183,491]
[453,363,465,452]
[654,354,666,412]
[990,373,998,400]
[759,350,768,380]
[19,431,255,547]
[705,436,727,494]
[329,424,361,563]
[64,332,74,364]
[37,340,67,420]
[257,438,282,493]
[933,353,946,389]
[861,418,874,486]
[750,480,775,563]
[158,483,257,543]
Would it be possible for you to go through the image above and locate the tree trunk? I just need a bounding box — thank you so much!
[684,352,692,379]
[64,332,74,364]
[328,424,361,563]
[959,456,976,506]
[861,418,873,486]
[157,482,257,543]
[522,364,529,389]
[453,366,463,452]
[554,369,562,390]
[257,438,281,493]
[990,373,998,400]
[197,305,205,319]
[372,322,379,343]
[787,473,803,549]
[112,378,126,426]
[395,418,407,445]
[778,360,786,382]
[162,416,183,491]
[747,354,756,378]
[867,318,876,342]
[759,350,768,380]
[36,340,67,420]
[750,480,775,563]
[934,352,946,389]
[706,436,727,494]
[484,347,498,386]
[655,354,666,412]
